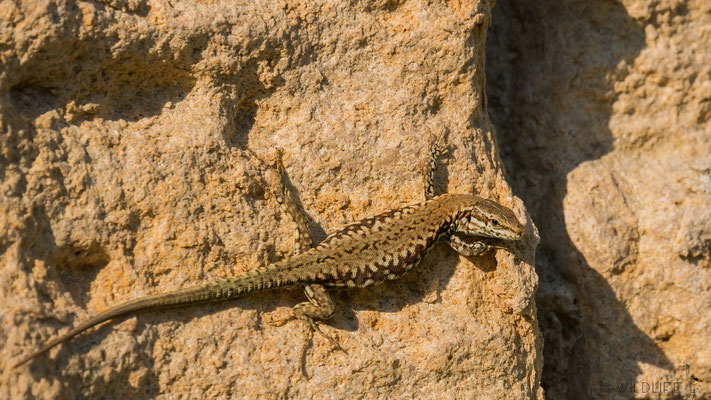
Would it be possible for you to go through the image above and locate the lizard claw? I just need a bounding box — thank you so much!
[304,317,347,354]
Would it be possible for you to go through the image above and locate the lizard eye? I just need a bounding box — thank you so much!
[491,219,499,226]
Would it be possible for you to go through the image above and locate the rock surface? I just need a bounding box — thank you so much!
[0,1,542,399]
[488,0,711,399]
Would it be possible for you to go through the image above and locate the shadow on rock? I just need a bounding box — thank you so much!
[486,0,673,398]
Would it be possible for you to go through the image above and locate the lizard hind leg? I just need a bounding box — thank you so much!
[267,151,346,354]
[293,284,346,354]
[249,148,345,370]
[421,133,447,201]
[269,148,314,254]
[245,147,314,253]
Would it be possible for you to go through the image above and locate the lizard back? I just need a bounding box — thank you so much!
[268,193,483,288]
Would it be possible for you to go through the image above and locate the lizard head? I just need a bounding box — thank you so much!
[455,198,525,240]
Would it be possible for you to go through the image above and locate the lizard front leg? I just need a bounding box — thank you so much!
[448,233,490,257]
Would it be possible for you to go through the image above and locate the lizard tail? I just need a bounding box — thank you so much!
[12,266,290,369]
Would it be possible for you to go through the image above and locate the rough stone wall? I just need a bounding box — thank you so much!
[1,1,542,399]
[488,0,711,399]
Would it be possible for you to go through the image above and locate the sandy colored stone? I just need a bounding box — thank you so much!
[488,0,710,398]
[0,1,541,399]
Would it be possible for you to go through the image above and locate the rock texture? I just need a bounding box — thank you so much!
[0,1,542,399]
[488,0,711,399]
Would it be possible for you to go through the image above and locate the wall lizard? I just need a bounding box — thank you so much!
[12,137,525,368]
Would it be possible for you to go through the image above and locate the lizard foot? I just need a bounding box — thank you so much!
[267,313,296,327]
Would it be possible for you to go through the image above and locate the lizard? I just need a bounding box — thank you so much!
[12,136,525,368]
